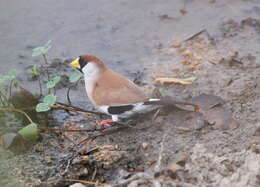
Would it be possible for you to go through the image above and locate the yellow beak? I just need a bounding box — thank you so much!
[70,57,80,68]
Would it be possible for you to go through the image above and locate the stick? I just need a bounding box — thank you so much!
[66,86,72,105]
[184,29,207,42]
[39,127,105,133]
[0,107,33,124]
[54,102,106,116]
[26,178,113,186]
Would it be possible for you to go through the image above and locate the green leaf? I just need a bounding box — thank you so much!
[53,76,61,84]
[45,40,52,47]
[31,65,39,77]
[43,94,56,106]
[42,40,52,54]
[0,69,17,85]
[32,40,52,56]
[18,123,39,141]
[0,77,4,84]
[181,77,197,82]
[4,69,17,81]
[42,45,52,54]
[36,103,50,112]
[46,76,61,88]
[69,71,83,83]
[32,46,44,57]
[46,80,55,88]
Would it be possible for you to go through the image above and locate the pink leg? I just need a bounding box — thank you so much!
[96,119,114,127]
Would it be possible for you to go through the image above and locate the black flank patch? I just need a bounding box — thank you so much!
[108,105,134,115]
[143,101,152,105]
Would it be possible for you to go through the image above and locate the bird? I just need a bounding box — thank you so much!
[70,54,199,126]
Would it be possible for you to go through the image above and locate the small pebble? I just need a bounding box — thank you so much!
[228,51,239,58]
[44,156,52,164]
[251,142,260,154]
[193,53,203,61]
[142,142,149,149]
[168,163,183,173]
[182,49,193,57]
[79,156,90,164]
[172,41,181,48]
[69,183,86,187]
[254,122,260,136]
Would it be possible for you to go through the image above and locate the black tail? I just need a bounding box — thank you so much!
[143,97,200,112]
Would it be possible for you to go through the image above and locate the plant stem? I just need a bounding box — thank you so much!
[0,94,5,106]
[0,107,34,124]
[8,80,14,100]
[42,54,49,65]
[66,86,72,105]
[42,55,51,94]
[0,91,9,106]
[38,75,43,96]
[44,66,50,82]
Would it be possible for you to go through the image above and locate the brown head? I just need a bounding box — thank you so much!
[70,55,106,73]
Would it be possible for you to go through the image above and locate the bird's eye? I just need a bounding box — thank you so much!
[79,56,88,69]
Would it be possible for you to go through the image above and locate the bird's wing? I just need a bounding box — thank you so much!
[92,69,148,106]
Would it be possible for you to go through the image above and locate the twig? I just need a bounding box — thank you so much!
[66,86,72,105]
[39,127,104,133]
[0,107,33,124]
[91,166,98,181]
[184,29,207,42]
[54,102,106,116]
[26,178,113,186]
[61,155,75,176]
[152,108,161,121]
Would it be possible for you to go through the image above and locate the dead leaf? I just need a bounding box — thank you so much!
[172,41,182,48]
[159,14,175,20]
[0,133,30,154]
[190,94,239,130]
[152,75,197,85]
[158,104,206,131]
[181,61,192,65]
[180,9,187,15]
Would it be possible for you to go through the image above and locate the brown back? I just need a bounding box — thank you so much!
[92,69,148,106]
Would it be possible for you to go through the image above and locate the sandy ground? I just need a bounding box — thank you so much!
[1,0,260,187]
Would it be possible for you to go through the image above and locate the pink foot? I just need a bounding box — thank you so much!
[97,119,114,127]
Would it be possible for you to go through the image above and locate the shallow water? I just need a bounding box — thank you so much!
[0,0,260,105]
[1,0,259,70]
